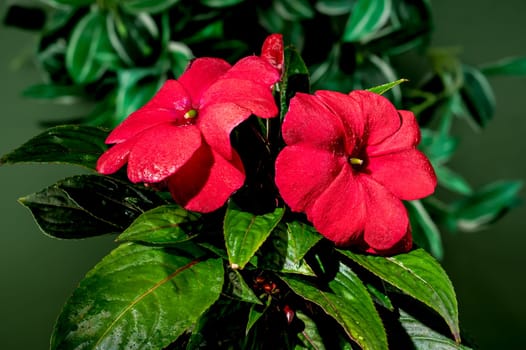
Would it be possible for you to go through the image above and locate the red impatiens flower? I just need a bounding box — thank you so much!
[97,43,281,213]
[275,90,437,254]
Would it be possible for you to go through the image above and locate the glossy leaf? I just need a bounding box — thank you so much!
[339,249,460,342]
[343,0,392,42]
[117,204,201,244]
[246,303,267,335]
[167,41,194,77]
[279,46,310,120]
[367,78,408,95]
[405,200,443,260]
[224,201,285,269]
[399,309,472,349]
[121,0,182,14]
[256,221,321,275]
[282,262,388,350]
[51,242,223,350]
[66,10,112,84]
[481,56,526,76]
[450,180,523,232]
[0,125,108,169]
[460,64,496,128]
[19,175,164,239]
[315,0,353,16]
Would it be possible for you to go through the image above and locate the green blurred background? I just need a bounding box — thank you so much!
[1,0,525,348]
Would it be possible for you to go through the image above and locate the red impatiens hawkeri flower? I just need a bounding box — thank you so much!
[275,90,437,254]
[97,38,282,213]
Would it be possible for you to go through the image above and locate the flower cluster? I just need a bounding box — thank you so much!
[97,35,437,254]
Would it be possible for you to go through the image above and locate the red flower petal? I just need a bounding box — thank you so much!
[202,78,278,119]
[198,102,251,160]
[282,93,346,152]
[261,34,284,72]
[367,110,421,157]
[367,149,437,200]
[96,139,134,175]
[167,145,245,213]
[361,176,410,251]
[366,228,412,255]
[178,58,231,104]
[127,123,202,183]
[348,90,402,146]
[275,145,345,213]
[220,56,280,87]
[308,165,367,246]
[106,80,191,144]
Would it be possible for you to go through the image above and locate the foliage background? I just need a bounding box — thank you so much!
[0,0,524,348]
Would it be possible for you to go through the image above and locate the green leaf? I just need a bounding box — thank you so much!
[0,125,108,169]
[21,83,85,102]
[117,204,201,244]
[315,0,353,15]
[49,0,93,5]
[281,262,388,350]
[343,0,392,42]
[120,0,182,14]
[51,242,223,350]
[115,68,163,124]
[256,221,321,276]
[399,309,472,349]
[224,269,262,304]
[367,78,408,95]
[405,200,443,260]
[460,64,496,128]
[201,0,245,7]
[224,201,285,269]
[66,10,112,84]
[279,46,310,120]
[167,41,194,77]
[273,0,315,21]
[480,56,526,76]
[246,303,268,335]
[339,249,460,342]
[294,310,327,349]
[19,175,164,239]
[435,166,473,195]
[449,180,523,232]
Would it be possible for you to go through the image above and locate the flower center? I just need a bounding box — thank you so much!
[183,109,198,120]
[348,157,365,170]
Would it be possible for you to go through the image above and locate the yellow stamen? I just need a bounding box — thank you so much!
[349,157,364,166]
[184,109,198,119]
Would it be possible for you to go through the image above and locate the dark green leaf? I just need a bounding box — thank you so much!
[405,200,444,260]
[435,166,473,195]
[66,10,112,84]
[120,0,182,14]
[449,180,523,232]
[481,56,526,76]
[273,0,315,21]
[343,0,392,43]
[49,0,93,5]
[224,201,285,269]
[0,125,108,169]
[399,309,472,349]
[167,41,194,77]
[246,303,268,335]
[185,20,224,45]
[365,283,394,311]
[367,78,408,95]
[201,0,245,7]
[460,64,496,128]
[51,242,223,350]
[419,129,458,165]
[117,205,201,244]
[3,5,46,31]
[279,47,310,120]
[282,262,388,350]
[224,269,262,304]
[339,249,460,342]
[257,221,321,276]
[315,0,353,15]
[19,175,164,239]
